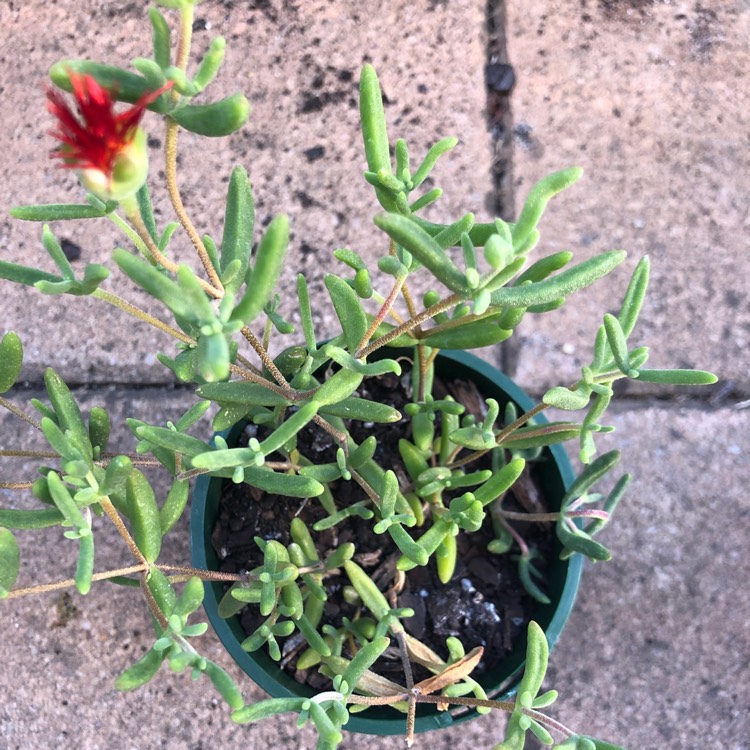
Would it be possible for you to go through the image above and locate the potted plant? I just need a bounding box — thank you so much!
[0,1,716,748]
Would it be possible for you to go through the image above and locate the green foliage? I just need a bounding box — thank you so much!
[220,166,254,296]
[0,528,20,597]
[0,331,23,394]
[0,225,110,296]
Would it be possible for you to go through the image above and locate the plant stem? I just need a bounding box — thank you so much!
[416,344,428,401]
[4,564,147,598]
[108,210,155,263]
[227,362,291,399]
[0,481,34,490]
[175,4,194,72]
[357,274,407,353]
[520,706,576,739]
[409,692,516,713]
[312,415,350,449]
[91,289,195,345]
[448,402,550,470]
[140,569,169,630]
[499,508,610,522]
[239,326,293,393]
[125,199,223,299]
[496,512,529,555]
[0,397,41,430]
[347,693,409,706]
[158,564,247,582]
[0,449,58,459]
[163,121,224,295]
[100,497,147,565]
[350,469,381,508]
[356,292,462,359]
[235,353,264,377]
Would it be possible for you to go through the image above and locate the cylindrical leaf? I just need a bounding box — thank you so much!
[343,560,389,620]
[491,251,626,308]
[0,528,20,596]
[359,65,391,177]
[374,214,466,292]
[126,469,162,563]
[511,167,583,249]
[173,576,205,617]
[603,313,633,376]
[0,331,23,394]
[0,508,64,530]
[50,60,169,112]
[634,369,717,385]
[312,368,363,407]
[75,532,95,594]
[160,478,190,534]
[203,659,244,709]
[220,166,254,295]
[193,37,226,92]
[232,697,307,724]
[44,368,91,462]
[324,275,368,353]
[115,647,165,691]
[411,137,458,189]
[232,214,288,324]
[170,93,250,136]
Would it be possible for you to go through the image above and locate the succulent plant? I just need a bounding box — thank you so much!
[0,1,716,748]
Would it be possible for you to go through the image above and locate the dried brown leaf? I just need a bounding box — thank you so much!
[413,647,484,695]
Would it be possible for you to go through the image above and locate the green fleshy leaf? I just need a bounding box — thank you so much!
[50,60,170,112]
[10,203,110,221]
[133,423,210,457]
[421,319,512,350]
[0,508,64,529]
[0,331,23,394]
[116,647,165,691]
[411,137,458,188]
[634,369,717,385]
[75,532,95,594]
[220,166,254,296]
[197,380,291,407]
[192,36,226,92]
[170,93,250,136]
[359,65,391,178]
[512,167,583,249]
[231,214,288,325]
[0,259,58,287]
[603,313,634,376]
[0,528,20,597]
[126,469,162,564]
[491,251,626,308]
[232,697,308,724]
[242,466,324,498]
[318,396,401,423]
[324,275,368,353]
[149,7,171,69]
[374,213,467,292]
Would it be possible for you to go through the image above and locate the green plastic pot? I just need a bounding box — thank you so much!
[191,349,582,736]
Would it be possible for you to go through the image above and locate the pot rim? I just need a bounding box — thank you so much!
[191,348,582,736]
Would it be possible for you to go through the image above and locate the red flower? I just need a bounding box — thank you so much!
[46,73,171,200]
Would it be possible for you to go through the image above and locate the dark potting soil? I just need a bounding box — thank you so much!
[210,365,555,689]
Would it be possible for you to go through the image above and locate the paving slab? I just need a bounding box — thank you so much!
[1,388,748,749]
[504,1,750,396]
[0,0,490,385]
